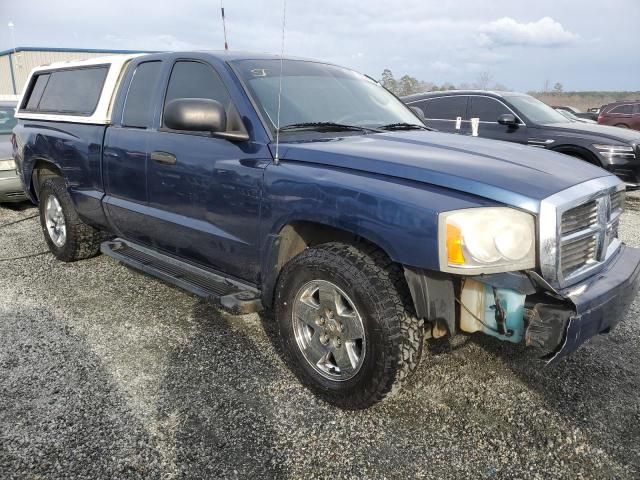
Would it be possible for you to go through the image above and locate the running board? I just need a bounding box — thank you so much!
[100,239,263,314]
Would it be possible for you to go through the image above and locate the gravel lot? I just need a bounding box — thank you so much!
[1,196,640,480]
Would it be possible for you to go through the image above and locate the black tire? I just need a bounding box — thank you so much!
[274,242,424,409]
[615,124,630,129]
[38,176,102,262]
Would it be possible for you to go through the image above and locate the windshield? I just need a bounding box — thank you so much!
[505,95,569,124]
[0,105,17,135]
[232,59,421,133]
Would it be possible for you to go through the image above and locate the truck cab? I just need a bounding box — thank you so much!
[12,52,640,409]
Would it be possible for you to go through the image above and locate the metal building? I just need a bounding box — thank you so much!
[0,47,154,96]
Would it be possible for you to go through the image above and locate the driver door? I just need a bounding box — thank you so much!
[144,59,268,283]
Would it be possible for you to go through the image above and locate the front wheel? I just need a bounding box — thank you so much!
[275,242,424,409]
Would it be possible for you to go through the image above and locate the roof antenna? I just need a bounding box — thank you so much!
[273,0,287,165]
[220,1,229,50]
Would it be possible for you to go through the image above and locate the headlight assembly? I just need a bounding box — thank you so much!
[593,144,635,160]
[439,207,536,273]
[0,159,16,171]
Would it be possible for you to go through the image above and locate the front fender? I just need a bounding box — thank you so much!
[259,161,498,295]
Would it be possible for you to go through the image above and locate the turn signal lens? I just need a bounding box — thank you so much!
[446,224,465,264]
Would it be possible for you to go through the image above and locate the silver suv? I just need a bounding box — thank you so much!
[0,99,26,203]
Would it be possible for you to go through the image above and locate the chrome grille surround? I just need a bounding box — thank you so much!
[539,176,625,289]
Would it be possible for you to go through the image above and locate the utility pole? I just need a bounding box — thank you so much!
[7,22,17,94]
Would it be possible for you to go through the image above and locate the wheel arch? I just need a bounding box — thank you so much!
[30,158,65,203]
[261,220,400,309]
[550,144,601,167]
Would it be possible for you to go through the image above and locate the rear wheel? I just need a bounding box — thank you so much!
[615,123,630,129]
[39,177,102,262]
[275,242,424,409]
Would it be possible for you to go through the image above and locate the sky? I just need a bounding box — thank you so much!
[0,0,638,92]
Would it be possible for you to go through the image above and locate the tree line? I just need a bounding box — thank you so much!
[378,69,508,96]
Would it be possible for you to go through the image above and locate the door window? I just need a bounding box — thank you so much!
[424,96,467,120]
[610,104,633,115]
[468,96,510,122]
[409,100,430,117]
[164,61,231,117]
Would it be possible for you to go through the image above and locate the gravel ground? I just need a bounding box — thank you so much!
[1,197,639,479]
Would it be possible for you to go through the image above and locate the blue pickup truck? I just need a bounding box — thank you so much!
[12,51,640,409]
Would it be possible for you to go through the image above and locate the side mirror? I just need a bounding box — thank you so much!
[163,99,250,142]
[497,113,518,127]
[410,106,426,122]
[165,98,227,132]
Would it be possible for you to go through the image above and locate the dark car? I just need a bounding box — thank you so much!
[403,90,640,187]
[555,108,597,124]
[552,105,597,121]
[598,101,640,131]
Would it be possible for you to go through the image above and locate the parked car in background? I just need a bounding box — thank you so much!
[556,108,597,124]
[552,105,597,121]
[598,101,640,131]
[0,97,27,203]
[402,90,640,187]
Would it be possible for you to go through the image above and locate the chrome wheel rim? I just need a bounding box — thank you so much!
[44,195,66,247]
[292,280,366,381]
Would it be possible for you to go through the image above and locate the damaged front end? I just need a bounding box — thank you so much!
[406,242,640,362]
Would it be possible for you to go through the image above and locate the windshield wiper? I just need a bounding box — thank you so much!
[379,122,431,131]
[278,122,382,133]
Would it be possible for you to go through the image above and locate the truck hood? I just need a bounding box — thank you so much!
[275,131,612,213]
[540,121,640,144]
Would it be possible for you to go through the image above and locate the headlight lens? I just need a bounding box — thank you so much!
[439,207,536,273]
[0,159,15,171]
[593,144,635,159]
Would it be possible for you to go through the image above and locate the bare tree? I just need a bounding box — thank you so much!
[474,71,493,90]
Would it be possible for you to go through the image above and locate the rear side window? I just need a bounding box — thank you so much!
[635,103,640,114]
[468,96,510,121]
[122,61,162,128]
[23,66,108,115]
[424,96,467,120]
[609,104,633,115]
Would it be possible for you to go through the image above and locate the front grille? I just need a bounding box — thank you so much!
[611,190,625,212]
[539,177,625,288]
[561,200,597,235]
[558,191,623,279]
[561,235,597,276]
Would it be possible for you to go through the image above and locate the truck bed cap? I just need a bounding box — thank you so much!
[15,54,144,125]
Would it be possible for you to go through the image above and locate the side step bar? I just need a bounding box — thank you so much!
[100,239,263,314]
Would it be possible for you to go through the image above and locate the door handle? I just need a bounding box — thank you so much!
[150,151,177,165]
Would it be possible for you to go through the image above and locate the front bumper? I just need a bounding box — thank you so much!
[0,170,27,203]
[547,244,640,362]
